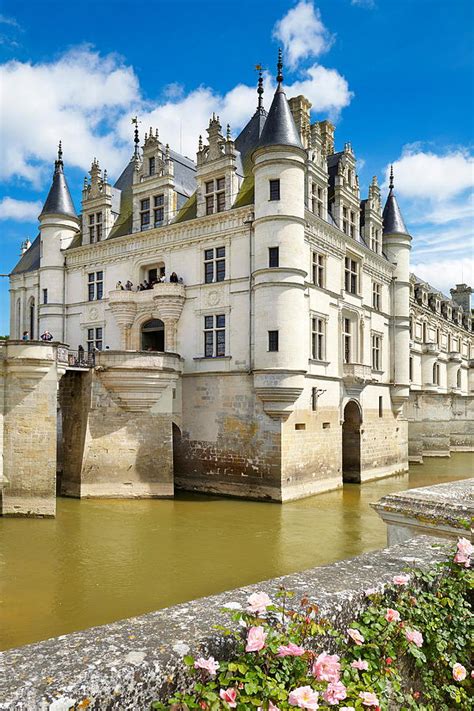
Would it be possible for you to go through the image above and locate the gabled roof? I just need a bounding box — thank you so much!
[11,235,40,275]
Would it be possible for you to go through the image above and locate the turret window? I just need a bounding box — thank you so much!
[89,212,103,242]
[88,272,103,301]
[312,252,325,287]
[311,184,323,216]
[205,177,225,215]
[269,179,280,201]
[204,314,225,357]
[204,246,226,283]
[268,330,279,352]
[42,288,48,305]
[269,247,279,268]
[344,257,359,294]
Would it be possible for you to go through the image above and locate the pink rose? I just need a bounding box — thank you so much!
[347,628,364,645]
[454,539,473,567]
[405,628,423,647]
[393,574,410,585]
[364,587,378,597]
[245,625,267,652]
[194,656,220,676]
[323,681,347,705]
[351,659,369,671]
[453,663,467,681]
[219,688,237,708]
[312,651,341,682]
[247,591,272,614]
[385,608,401,623]
[359,691,380,706]
[288,686,319,710]
[277,642,306,657]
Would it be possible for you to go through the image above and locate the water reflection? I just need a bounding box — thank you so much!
[0,453,472,650]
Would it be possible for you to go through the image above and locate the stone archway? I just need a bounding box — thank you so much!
[342,400,362,483]
[141,319,165,352]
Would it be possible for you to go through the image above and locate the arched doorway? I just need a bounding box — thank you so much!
[342,400,362,483]
[141,319,165,351]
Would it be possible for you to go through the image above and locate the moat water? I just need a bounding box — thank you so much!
[0,453,472,650]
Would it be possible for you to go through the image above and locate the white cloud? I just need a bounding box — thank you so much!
[0,197,42,221]
[351,0,376,8]
[411,257,473,297]
[0,46,140,184]
[273,1,334,69]
[384,148,474,200]
[288,64,353,118]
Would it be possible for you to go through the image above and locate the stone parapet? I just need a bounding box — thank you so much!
[0,536,451,709]
[371,477,473,545]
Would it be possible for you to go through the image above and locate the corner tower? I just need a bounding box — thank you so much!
[38,143,80,341]
[251,51,308,419]
[383,167,412,412]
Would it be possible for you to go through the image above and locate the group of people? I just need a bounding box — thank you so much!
[115,272,182,292]
[22,330,54,341]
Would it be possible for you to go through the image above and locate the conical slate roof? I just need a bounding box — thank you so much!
[257,84,303,150]
[40,145,77,218]
[382,167,409,235]
[235,109,267,170]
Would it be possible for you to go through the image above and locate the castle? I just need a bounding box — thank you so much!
[3,55,473,515]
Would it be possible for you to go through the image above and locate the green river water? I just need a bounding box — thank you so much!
[0,453,472,651]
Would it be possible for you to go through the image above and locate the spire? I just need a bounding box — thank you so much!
[40,142,77,218]
[382,166,409,235]
[256,50,303,150]
[256,65,264,112]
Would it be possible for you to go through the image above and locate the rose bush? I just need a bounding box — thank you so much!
[152,539,472,710]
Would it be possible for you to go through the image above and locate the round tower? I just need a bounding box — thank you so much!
[382,167,412,412]
[251,52,308,420]
[38,143,80,342]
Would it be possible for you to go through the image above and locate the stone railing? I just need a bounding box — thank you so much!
[0,536,451,710]
[342,363,372,383]
[422,342,440,355]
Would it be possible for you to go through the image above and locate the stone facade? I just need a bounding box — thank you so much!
[0,341,67,516]
[6,59,473,509]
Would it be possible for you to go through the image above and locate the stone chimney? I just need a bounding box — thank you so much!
[450,284,472,312]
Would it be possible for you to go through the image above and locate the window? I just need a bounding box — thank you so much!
[370,227,381,253]
[87,327,103,352]
[204,314,225,357]
[344,257,358,294]
[140,198,150,229]
[311,387,318,411]
[343,318,352,363]
[371,334,381,370]
[89,212,103,242]
[154,194,164,226]
[433,362,440,385]
[42,288,48,305]
[204,246,225,283]
[311,184,323,217]
[268,330,279,352]
[88,271,103,301]
[372,282,381,310]
[269,179,280,201]
[312,252,325,287]
[457,369,462,388]
[378,396,383,418]
[269,247,279,268]
[342,207,356,238]
[311,317,325,360]
[204,177,225,214]
[409,356,413,381]
[149,157,155,176]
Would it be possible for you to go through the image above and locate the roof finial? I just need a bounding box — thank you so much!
[54,140,64,174]
[256,64,264,111]
[131,116,140,158]
[276,48,283,85]
[58,140,63,163]
[389,164,394,190]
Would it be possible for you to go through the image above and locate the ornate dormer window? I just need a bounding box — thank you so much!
[196,115,240,218]
[131,126,177,232]
[328,143,361,240]
[82,159,117,244]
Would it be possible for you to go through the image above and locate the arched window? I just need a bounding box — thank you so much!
[141,319,165,351]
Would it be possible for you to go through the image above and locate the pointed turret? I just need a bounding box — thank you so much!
[256,50,303,150]
[234,68,268,170]
[40,142,77,218]
[382,166,408,235]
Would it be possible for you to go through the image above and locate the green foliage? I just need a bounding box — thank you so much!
[152,545,473,710]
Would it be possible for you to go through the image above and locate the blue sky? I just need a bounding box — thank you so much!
[0,0,473,334]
